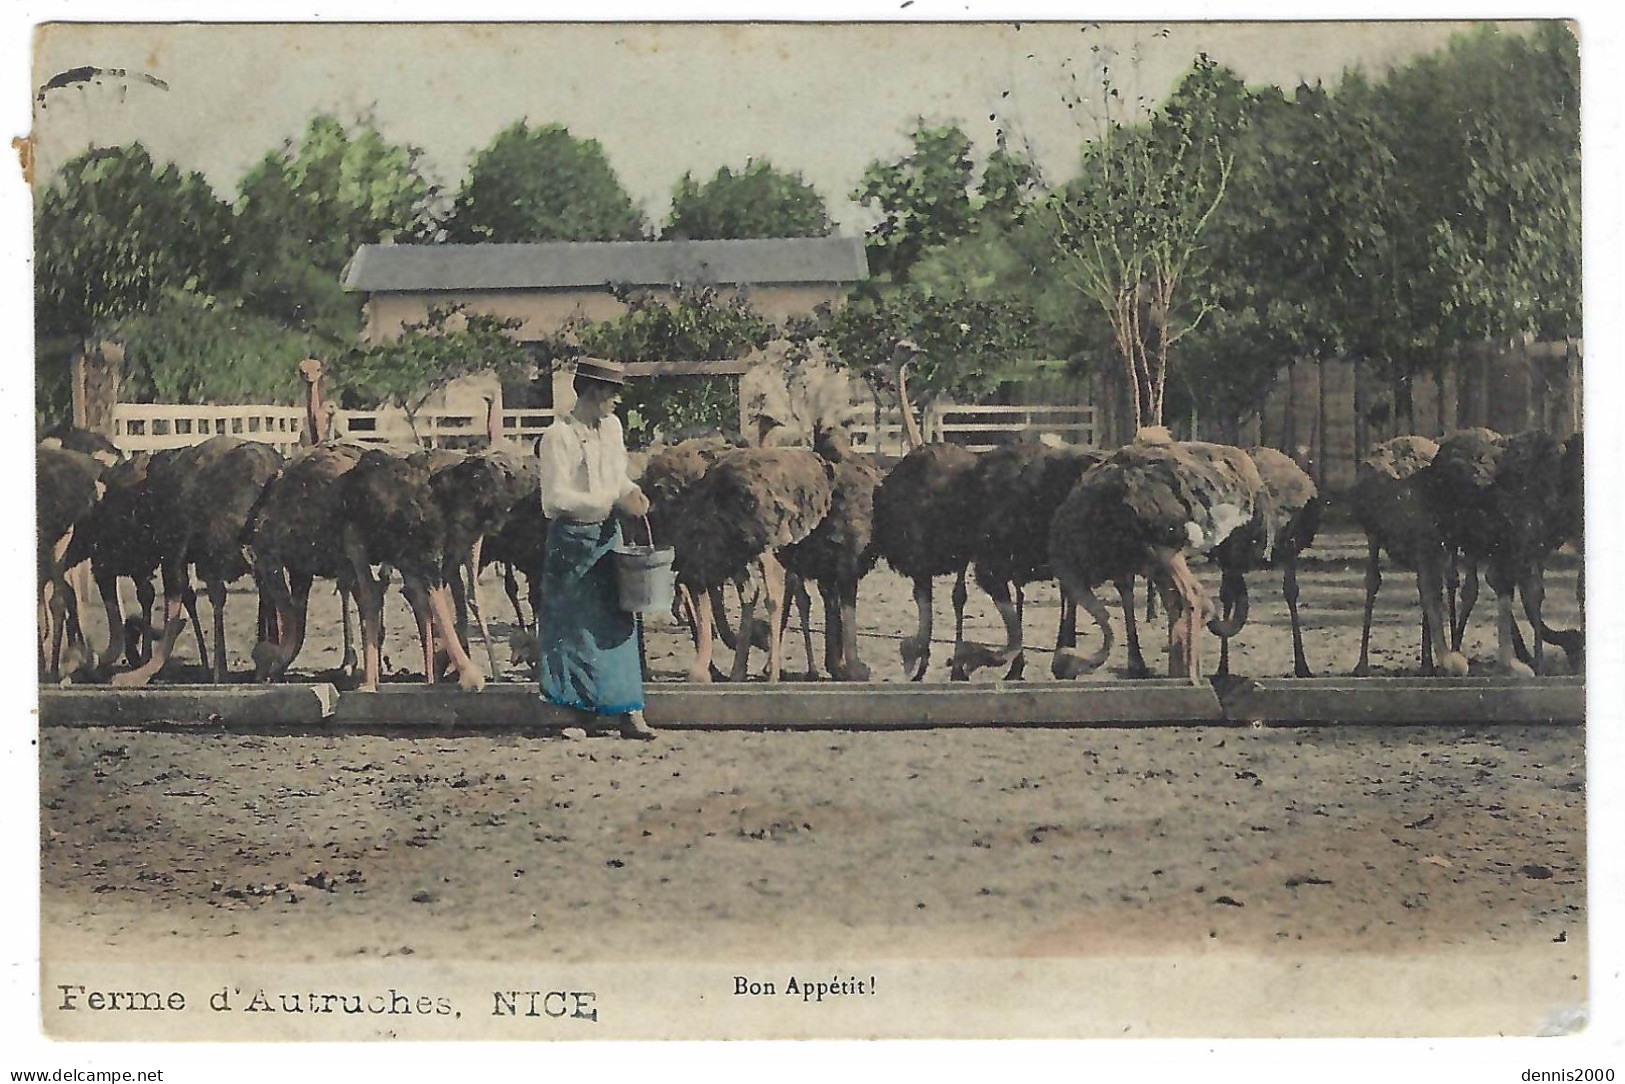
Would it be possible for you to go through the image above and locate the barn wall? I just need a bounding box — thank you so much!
[360,284,849,345]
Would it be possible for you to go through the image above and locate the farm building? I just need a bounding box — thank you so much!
[342,236,871,418]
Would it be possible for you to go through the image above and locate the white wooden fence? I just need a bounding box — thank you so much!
[847,403,1098,454]
[111,402,1092,457]
[110,403,555,455]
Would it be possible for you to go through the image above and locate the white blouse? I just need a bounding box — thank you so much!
[538,413,636,523]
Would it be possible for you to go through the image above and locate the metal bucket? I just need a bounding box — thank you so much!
[613,543,676,614]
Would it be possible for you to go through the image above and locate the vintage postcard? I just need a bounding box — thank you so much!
[15,8,1619,1076]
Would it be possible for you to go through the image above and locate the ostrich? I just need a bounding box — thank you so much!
[777,425,887,681]
[1349,435,1456,675]
[868,340,983,680]
[664,446,835,683]
[1048,429,1267,683]
[63,448,208,675]
[1207,446,1322,680]
[249,441,371,682]
[1537,431,1584,670]
[112,435,284,685]
[340,448,485,691]
[37,444,106,679]
[952,437,1106,680]
[1417,427,1570,676]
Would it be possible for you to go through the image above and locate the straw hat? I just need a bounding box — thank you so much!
[573,357,630,386]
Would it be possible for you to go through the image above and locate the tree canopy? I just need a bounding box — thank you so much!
[442,121,646,242]
[663,160,833,240]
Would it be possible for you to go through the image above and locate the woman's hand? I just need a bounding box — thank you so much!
[615,486,650,518]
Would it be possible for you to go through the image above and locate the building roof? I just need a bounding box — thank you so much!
[343,237,869,293]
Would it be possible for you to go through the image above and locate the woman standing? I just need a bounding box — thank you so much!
[536,358,656,739]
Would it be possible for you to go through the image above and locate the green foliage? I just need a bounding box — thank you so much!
[975,138,1042,230]
[1040,53,1248,427]
[561,287,778,441]
[329,306,532,415]
[822,283,1040,404]
[443,122,646,242]
[663,160,833,239]
[113,288,330,404]
[853,123,977,282]
[35,144,234,340]
[233,114,437,336]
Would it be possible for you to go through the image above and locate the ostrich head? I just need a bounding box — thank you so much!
[1135,425,1175,445]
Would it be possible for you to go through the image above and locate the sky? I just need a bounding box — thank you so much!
[26,19,1545,231]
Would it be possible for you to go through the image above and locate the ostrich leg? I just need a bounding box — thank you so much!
[819,580,842,678]
[465,539,501,679]
[1161,550,1205,683]
[730,570,761,684]
[837,578,870,682]
[1283,553,1312,677]
[1519,560,1548,676]
[1214,575,1235,681]
[206,578,230,683]
[901,577,934,681]
[399,576,437,684]
[1486,562,1534,677]
[1117,578,1150,678]
[949,567,970,681]
[1452,555,1480,654]
[1353,540,1382,677]
[1415,548,1468,676]
[683,584,716,683]
[1050,581,1114,679]
[956,568,1017,678]
[93,567,127,675]
[761,552,788,683]
[345,535,388,691]
[784,572,817,679]
[1004,585,1027,680]
[112,556,191,687]
[426,580,485,691]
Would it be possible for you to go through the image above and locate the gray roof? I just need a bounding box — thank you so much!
[343,237,869,293]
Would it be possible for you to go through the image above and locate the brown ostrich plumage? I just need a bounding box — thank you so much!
[1349,434,1449,675]
[870,441,982,680]
[113,435,284,686]
[778,427,888,680]
[339,448,485,691]
[1048,437,1265,683]
[665,446,835,682]
[248,441,370,681]
[1206,446,1321,679]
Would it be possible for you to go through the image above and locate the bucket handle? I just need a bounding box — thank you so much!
[640,515,655,547]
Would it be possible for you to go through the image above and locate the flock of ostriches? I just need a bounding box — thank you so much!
[37,347,1584,693]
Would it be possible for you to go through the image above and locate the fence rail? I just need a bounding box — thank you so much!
[110,401,1091,457]
[110,404,556,455]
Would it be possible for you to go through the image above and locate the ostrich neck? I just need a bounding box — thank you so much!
[896,362,924,451]
[302,378,326,445]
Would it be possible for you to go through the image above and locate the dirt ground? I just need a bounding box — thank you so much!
[39,527,1587,1019]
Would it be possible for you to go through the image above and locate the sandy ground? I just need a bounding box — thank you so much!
[38,527,1587,1034]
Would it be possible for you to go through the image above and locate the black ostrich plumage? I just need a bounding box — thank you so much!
[1351,435,1441,569]
[666,447,835,592]
[64,450,162,581]
[870,442,982,581]
[37,445,106,554]
[146,435,284,586]
[972,440,1104,593]
[779,429,887,591]
[1420,427,1568,567]
[340,449,448,583]
[431,446,538,557]
[249,441,370,581]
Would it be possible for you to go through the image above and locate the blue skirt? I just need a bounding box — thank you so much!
[538,519,645,714]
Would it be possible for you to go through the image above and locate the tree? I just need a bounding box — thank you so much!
[852,123,977,282]
[559,286,778,441]
[1039,54,1248,431]
[113,288,332,405]
[663,160,833,239]
[975,136,1042,231]
[35,143,233,341]
[443,122,645,242]
[233,113,437,337]
[327,306,532,433]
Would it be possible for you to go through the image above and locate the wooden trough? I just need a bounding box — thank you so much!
[37,684,339,729]
[33,676,1584,733]
[1220,676,1586,727]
